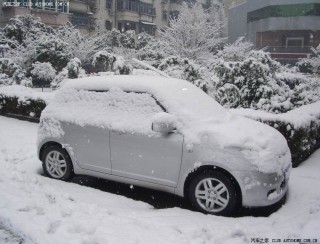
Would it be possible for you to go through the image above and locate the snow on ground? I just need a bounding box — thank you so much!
[0,116,320,244]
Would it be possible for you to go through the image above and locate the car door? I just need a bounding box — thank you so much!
[109,92,184,187]
[110,131,184,187]
[59,89,112,174]
[62,123,112,174]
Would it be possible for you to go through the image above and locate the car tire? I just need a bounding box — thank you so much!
[42,145,74,181]
[188,170,240,216]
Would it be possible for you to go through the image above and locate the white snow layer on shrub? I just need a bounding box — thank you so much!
[0,85,54,103]
[231,101,320,128]
[43,76,291,174]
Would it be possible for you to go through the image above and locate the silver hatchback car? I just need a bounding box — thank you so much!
[37,75,291,216]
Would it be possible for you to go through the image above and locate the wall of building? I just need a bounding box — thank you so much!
[228,0,320,46]
[1,6,70,28]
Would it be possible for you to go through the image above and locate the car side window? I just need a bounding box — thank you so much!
[60,88,164,134]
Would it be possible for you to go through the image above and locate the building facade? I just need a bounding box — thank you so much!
[0,0,233,35]
[0,0,71,28]
[94,0,220,36]
[228,0,320,64]
[0,0,95,33]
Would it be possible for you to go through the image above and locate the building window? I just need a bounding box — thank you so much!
[170,0,196,4]
[286,37,304,48]
[162,10,168,20]
[70,12,94,27]
[118,21,137,33]
[139,22,156,36]
[106,0,112,9]
[169,11,179,19]
[105,20,112,30]
[247,3,320,23]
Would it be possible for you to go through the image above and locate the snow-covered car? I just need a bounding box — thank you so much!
[37,75,291,216]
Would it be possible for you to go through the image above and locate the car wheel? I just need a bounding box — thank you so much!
[188,170,240,216]
[42,146,74,181]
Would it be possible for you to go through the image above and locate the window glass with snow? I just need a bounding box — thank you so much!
[52,88,164,134]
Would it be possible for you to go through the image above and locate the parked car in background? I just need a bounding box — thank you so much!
[37,76,291,216]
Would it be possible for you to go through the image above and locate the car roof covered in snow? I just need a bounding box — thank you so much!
[61,75,228,119]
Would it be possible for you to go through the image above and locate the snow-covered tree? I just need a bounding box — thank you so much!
[31,62,56,87]
[2,15,51,46]
[159,2,225,62]
[136,37,165,67]
[34,36,72,72]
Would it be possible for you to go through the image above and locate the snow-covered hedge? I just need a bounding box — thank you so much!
[231,102,320,167]
[297,45,320,74]
[0,85,53,121]
[213,51,320,113]
[0,58,29,86]
[158,56,208,92]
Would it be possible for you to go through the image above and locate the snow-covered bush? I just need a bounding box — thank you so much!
[113,56,132,75]
[275,72,320,106]
[232,102,320,166]
[214,51,280,110]
[158,56,208,92]
[51,68,68,88]
[67,58,81,79]
[297,46,320,74]
[0,74,12,86]
[212,51,319,113]
[34,37,72,71]
[92,51,132,75]
[92,51,116,73]
[31,62,56,87]
[216,37,254,62]
[0,58,26,85]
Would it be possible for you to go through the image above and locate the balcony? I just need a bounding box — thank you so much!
[70,13,94,28]
[1,6,70,28]
[116,0,155,16]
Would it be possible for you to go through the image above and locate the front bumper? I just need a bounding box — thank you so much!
[233,167,290,207]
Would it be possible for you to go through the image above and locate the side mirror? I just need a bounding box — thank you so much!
[152,112,177,133]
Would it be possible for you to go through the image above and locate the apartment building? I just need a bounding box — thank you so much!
[0,0,95,33]
[0,0,69,28]
[0,0,235,35]
[228,0,320,64]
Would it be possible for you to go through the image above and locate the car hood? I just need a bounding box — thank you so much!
[181,113,292,175]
